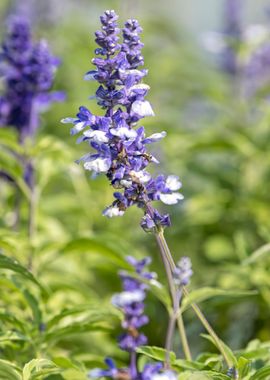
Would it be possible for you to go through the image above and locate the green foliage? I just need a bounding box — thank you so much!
[1,1,270,379]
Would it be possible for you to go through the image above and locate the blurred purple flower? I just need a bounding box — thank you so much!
[0,16,64,140]
[221,0,243,75]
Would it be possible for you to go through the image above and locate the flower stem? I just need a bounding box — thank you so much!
[155,231,192,362]
[157,229,232,368]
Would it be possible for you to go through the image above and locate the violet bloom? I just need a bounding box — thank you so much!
[244,43,270,96]
[0,16,64,141]
[173,257,193,287]
[141,363,177,380]
[62,10,183,231]
[111,256,156,353]
[221,0,243,75]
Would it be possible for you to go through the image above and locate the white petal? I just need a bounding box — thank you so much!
[130,83,150,92]
[120,180,132,188]
[159,192,184,205]
[152,372,177,380]
[70,121,86,135]
[89,369,104,378]
[111,290,145,307]
[84,71,97,81]
[83,130,109,143]
[84,158,110,173]
[145,131,166,142]
[131,100,155,117]
[165,175,182,191]
[130,170,151,184]
[61,117,77,124]
[103,206,125,217]
[111,127,137,139]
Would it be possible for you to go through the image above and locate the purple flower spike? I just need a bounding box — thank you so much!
[222,0,243,75]
[63,10,184,232]
[0,16,64,140]
[112,256,156,354]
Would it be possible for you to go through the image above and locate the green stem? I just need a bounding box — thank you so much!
[157,229,232,368]
[155,231,192,362]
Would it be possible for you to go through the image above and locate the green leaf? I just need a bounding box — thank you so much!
[61,238,128,268]
[44,321,112,344]
[178,371,230,380]
[243,243,270,265]
[0,359,22,380]
[0,331,29,343]
[201,334,237,367]
[0,253,44,290]
[22,359,60,380]
[136,346,176,363]
[181,287,257,312]
[250,366,270,380]
[237,356,251,378]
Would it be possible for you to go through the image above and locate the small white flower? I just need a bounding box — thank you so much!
[83,130,109,143]
[84,157,110,173]
[131,100,155,118]
[165,175,182,191]
[103,206,125,218]
[111,290,145,308]
[159,192,184,205]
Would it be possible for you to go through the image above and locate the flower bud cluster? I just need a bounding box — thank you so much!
[173,256,193,287]
[0,16,64,139]
[62,10,183,231]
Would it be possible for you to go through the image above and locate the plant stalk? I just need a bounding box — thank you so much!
[157,229,232,368]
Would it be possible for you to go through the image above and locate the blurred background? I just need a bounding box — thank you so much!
[1,0,270,369]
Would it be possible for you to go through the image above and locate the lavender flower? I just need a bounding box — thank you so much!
[0,16,64,140]
[62,10,183,231]
[222,0,243,75]
[141,363,177,380]
[89,358,129,379]
[112,256,155,353]
[173,257,193,287]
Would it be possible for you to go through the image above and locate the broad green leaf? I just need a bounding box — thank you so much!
[181,287,257,312]
[250,366,270,380]
[243,243,270,265]
[0,359,21,380]
[136,346,176,363]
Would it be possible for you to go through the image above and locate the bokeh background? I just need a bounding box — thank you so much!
[1,0,270,370]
